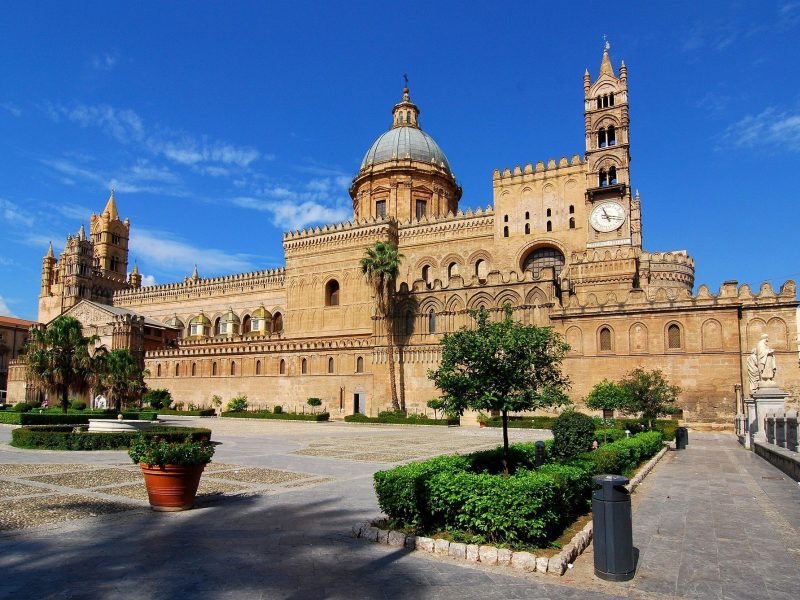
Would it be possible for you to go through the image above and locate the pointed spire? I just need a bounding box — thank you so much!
[600,39,615,77]
[103,188,119,221]
[191,264,199,280]
[46,241,54,258]
[78,223,86,241]
[391,77,420,129]
[132,262,140,275]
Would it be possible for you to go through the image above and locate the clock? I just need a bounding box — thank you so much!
[589,201,626,233]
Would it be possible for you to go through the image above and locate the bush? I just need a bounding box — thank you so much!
[143,389,172,410]
[593,428,627,444]
[273,405,283,414]
[483,416,558,429]
[552,410,595,459]
[344,413,459,426]
[72,401,87,411]
[11,426,212,451]
[221,411,329,422]
[13,403,32,413]
[156,408,216,417]
[226,395,248,412]
[128,433,214,466]
[586,431,663,476]
[601,418,678,441]
[0,411,157,426]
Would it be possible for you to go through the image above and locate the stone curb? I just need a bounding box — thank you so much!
[351,442,670,576]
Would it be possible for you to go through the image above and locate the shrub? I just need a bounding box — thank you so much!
[593,428,626,444]
[143,389,172,410]
[128,433,214,466]
[483,416,558,429]
[226,395,248,412]
[585,431,663,476]
[72,401,87,411]
[552,410,595,459]
[157,408,216,417]
[273,405,283,414]
[13,403,32,413]
[11,426,212,451]
[307,397,322,413]
[344,413,459,426]
[221,411,329,422]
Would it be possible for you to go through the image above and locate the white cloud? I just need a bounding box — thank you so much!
[90,53,118,71]
[41,157,188,197]
[130,229,256,274]
[233,196,349,231]
[722,107,800,152]
[0,198,34,227]
[140,274,156,287]
[0,295,16,317]
[0,102,22,117]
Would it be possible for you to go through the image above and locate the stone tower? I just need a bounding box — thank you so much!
[60,225,94,313]
[90,190,130,281]
[350,85,462,222]
[583,42,641,249]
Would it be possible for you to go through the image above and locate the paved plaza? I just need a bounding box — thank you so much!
[0,420,798,599]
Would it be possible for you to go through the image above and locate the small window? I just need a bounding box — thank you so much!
[525,223,530,234]
[212,362,217,376]
[546,208,552,217]
[609,92,615,106]
[175,363,180,377]
[279,359,286,375]
[475,259,487,280]
[546,221,552,232]
[596,97,602,109]
[609,166,617,185]
[376,200,386,218]
[110,256,119,272]
[405,310,414,335]
[111,233,120,245]
[503,226,509,238]
[428,309,436,334]
[602,409,614,420]
[301,358,308,374]
[243,315,252,332]
[598,128,607,148]
[668,324,682,349]
[569,205,575,214]
[503,214,509,222]
[599,169,608,187]
[214,318,222,336]
[273,312,283,333]
[157,363,162,377]
[422,265,430,286]
[256,360,262,375]
[356,356,364,373]
[191,362,196,376]
[607,125,616,146]
[448,262,458,279]
[599,327,612,352]
[415,199,427,220]
[326,280,340,306]
[525,211,529,219]
[231,362,236,376]
[328,357,334,374]
[569,217,575,229]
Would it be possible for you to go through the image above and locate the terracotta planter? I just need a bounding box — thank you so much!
[140,463,205,511]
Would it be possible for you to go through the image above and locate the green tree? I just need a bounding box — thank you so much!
[428,308,571,475]
[307,397,322,413]
[97,349,147,412]
[426,398,445,421]
[585,379,629,415]
[360,241,404,411]
[24,316,99,413]
[618,368,681,429]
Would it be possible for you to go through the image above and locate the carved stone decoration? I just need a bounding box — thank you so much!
[747,334,777,393]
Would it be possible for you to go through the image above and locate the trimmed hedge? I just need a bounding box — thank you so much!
[374,431,663,546]
[11,425,212,451]
[221,411,330,422]
[484,415,678,441]
[483,416,557,429]
[345,413,459,426]
[593,428,627,444]
[157,408,216,417]
[0,411,158,426]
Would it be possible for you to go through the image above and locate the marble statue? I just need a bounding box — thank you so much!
[747,334,777,392]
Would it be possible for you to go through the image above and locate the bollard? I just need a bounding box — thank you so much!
[592,474,634,582]
[534,440,546,468]
[675,427,688,450]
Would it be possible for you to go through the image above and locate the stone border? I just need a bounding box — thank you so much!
[351,443,670,576]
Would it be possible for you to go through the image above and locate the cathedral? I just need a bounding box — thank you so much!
[13,46,798,426]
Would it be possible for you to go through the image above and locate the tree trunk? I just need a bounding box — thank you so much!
[60,388,69,414]
[501,409,510,476]
[386,328,400,412]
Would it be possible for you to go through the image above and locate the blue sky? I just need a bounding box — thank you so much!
[1,1,799,320]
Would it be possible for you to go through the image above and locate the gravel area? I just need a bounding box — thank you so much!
[0,481,55,498]
[0,494,139,531]
[0,464,89,477]
[207,467,312,485]
[27,468,142,489]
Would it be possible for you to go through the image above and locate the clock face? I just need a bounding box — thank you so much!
[589,201,626,233]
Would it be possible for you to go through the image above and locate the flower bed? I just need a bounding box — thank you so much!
[0,411,158,426]
[345,413,459,426]
[10,425,211,450]
[373,431,663,548]
[221,411,330,422]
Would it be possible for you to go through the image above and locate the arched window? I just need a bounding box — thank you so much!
[279,359,286,375]
[191,362,196,376]
[525,211,530,220]
[230,362,236,376]
[599,327,613,352]
[174,363,180,377]
[599,169,608,187]
[405,310,414,335]
[569,205,575,214]
[242,315,252,333]
[523,247,565,278]
[256,360,262,375]
[504,214,509,222]
[503,226,509,238]
[448,262,458,279]
[156,363,161,377]
[598,128,607,148]
[569,217,575,229]
[214,317,222,336]
[609,92,615,106]
[546,208,552,217]
[212,362,217,376]
[609,166,618,185]
[546,220,552,232]
[328,357,334,374]
[596,97,602,109]
[607,125,616,146]
[301,358,307,374]
[428,309,436,334]
[667,324,682,349]
[525,223,530,234]
[272,312,283,333]
[356,356,364,373]
[325,280,340,306]
[475,259,487,281]
[421,265,430,287]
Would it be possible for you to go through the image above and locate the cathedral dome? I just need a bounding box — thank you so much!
[360,127,451,173]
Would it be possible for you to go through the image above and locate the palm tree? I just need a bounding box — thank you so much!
[98,349,147,412]
[360,241,404,411]
[24,316,98,413]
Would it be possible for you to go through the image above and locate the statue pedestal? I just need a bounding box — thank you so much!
[747,387,790,448]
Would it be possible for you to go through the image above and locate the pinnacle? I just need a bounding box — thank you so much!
[103,189,120,221]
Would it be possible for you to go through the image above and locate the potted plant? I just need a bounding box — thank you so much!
[129,433,215,512]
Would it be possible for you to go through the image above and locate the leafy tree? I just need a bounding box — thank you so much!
[307,397,322,413]
[227,394,248,412]
[360,241,404,411]
[551,410,595,459]
[618,368,681,430]
[428,308,571,475]
[24,316,99,413]
[585,379,629,415]
[143,388,173,410]
[426,398,445,421]
[97,349,147,412]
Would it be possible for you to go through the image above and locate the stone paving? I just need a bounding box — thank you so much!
[0,421,798,599]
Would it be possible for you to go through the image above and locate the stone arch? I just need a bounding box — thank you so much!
[467,250,492,281]
[466,291,495,311]
[446,295,465,312]
[525,287,548,305]
[664,321,684,351]
[746,318,766,350]
[418,297,444,313]
[597,325,614,353]
[701,318,723,351]
[566,326,583,355]
[515,239,568,274]
[629,322,648,353]
[767,317,788,350]
[495,289,522,309]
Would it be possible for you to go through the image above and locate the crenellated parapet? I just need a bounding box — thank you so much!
[113,268,286,306]
[493,155,584,184]
[282,216,396,256]
[639,250,695,290]
[146,333,372,359]
[398,205,494,243]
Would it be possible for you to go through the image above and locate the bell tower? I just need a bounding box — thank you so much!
[583,42,641,249]
[90,190,130,280]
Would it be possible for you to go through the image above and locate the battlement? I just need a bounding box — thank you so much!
[493,155,584,184]
[282,216,396,255]
[146,333,372,359]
